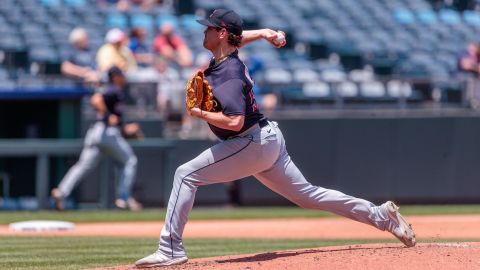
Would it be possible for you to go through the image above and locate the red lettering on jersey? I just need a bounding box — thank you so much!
[249,89,259,112]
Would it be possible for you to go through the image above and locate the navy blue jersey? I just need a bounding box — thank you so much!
[204,50,264,140]
[99,85,124,126]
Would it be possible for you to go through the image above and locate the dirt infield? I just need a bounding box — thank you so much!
[3,215,480,269]
[91,242,480,270]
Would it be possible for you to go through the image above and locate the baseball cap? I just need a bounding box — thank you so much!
[105,28,125,44]
[197,9,243,36]
[108,66,124,81]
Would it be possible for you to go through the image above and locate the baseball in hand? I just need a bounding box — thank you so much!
[273,31,285,46]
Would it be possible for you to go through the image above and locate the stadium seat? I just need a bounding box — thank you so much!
[336,81,358,98]
[349,69,374,83]
[320,69,347,83]
[293,68,319,83]
[106,13,129,29]
[394,9,416,24]
[64,0,86,7]
[264,68,292,84]
[39,0,61,7]
[438,9,461,25]
[156,14,179,28]
[302,81,330,98]
[131,13,154,29]
[463,11,480,27]
[416,10,437,25]
[360,81,386,98]
[386,80,413,98]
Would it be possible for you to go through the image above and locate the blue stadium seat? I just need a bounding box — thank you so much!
[131,13,154,29]
[438,9,461,25]
[394,9,416,24]
[106,13,129,29]
[64,0,86,7]
[39,0,61,7]
[156,14,179,28]
[463,11,480,27]
[416,10,437,25]
[180,14,203,31]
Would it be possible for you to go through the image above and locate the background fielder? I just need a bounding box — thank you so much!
[51,66,142,211]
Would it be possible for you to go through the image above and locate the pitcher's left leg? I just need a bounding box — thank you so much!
[255,149,391,230]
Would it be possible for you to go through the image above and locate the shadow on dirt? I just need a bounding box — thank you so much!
[215,245,403,264]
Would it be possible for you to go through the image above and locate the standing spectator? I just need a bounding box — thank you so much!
[153,22,193,68]
[62,27,100,83]
[51,66,142,211]
[97,28,138,73]
[458,42,480,75]
[129,27,153,67]
[458,42,480,108]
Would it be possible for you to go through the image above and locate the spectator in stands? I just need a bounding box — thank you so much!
[153,22,193,68]
[51,66,143,211]
[129,27,153,67]
[458,42,480,76]
[61,27,100,84]
[98,0,160,11]
[152,56,182,117]
[97,28,138,73]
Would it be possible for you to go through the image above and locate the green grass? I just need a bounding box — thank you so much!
[1,205,480,224]
[0,236,397,270]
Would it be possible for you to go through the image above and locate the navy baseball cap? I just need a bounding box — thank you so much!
[108,66,124,80]
[197,9,243,36]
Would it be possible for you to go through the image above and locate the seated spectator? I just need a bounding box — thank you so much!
[152,56,182,117]
[129,27,153,67]
[153,22,193,68]
[458,42,480,76]
[97,28,138,73]
[61,27,100,84]
[98,0,160,11]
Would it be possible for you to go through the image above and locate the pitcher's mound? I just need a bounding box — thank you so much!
[92,242,480,270]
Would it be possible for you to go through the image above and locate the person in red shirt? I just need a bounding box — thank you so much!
[153,22,193,67]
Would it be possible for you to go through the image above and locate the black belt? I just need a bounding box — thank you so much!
[259,119,269,128]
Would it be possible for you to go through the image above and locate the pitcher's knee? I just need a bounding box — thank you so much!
[174,165,199,186]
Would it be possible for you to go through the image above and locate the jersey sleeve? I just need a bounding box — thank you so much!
[215,79,246,116]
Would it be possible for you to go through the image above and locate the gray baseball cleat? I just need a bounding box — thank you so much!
[385,201,416,247]
[135,251,188,268]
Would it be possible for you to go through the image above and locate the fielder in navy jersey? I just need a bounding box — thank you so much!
[51,66,142,211]
[135,9,416,268]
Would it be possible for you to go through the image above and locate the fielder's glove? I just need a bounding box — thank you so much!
[185,71,216,111]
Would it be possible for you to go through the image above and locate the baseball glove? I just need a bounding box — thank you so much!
[185,71,216,111]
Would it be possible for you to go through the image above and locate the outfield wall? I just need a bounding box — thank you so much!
[96,114,480,206]
[3,113,480,208]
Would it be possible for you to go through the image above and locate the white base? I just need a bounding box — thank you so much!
[9,220,75,232]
